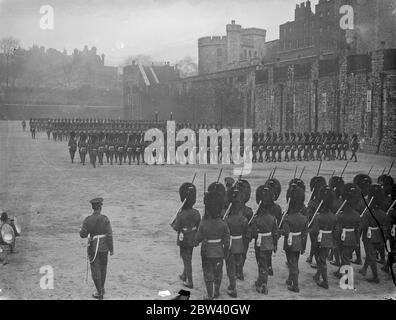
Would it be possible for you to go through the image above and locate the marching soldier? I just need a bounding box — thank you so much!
[78,135,88,166]
[381,184,396,274]
[223,185,249,298]
[297,133,303,161]
[238,180,253,280]
[277,134,284,162]
[341,133,349,161]
[271,133,277,162]
[68,133,77,164]
[311,186,339,289]
[358,184,389,283]
[97,137,105,166]
[171,183,201,289]
[281,184,308,293]
[334,183,361,278]
[195,190,230,300]
[305,176,327,268]
[350,134,359,162]
[80,198,114,300]
[290,133,297,161]
[264,133,271,162]
[284,132,291,162]
[251,186,279,294]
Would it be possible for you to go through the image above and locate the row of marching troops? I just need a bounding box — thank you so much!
[171,166,395,299]
[252,131,360,163]
[25,118,360,166]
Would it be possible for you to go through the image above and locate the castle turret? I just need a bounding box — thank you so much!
[226,20,242,65]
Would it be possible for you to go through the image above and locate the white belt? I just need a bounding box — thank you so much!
[257,232,271,247]
[230,235,243,248]
[318,230,332,243]
[341,228,354,241]
[367,227,379,239]
[207,239,221,243]
[182,227,197,232]
[231,235,243,240]
[392,225,395,237]
[287,232,301,246]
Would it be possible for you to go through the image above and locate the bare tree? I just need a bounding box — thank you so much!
[0,37,20,98]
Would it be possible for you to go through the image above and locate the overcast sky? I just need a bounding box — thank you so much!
[0,0,319,66]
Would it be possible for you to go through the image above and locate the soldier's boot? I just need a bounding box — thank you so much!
[352,246,362,265]
[377,246,385,264]
[287,282,299,293]
[227,278,237,298]
[317,267,329,289]
[313,270,320,283]
[367,263,380,283]
[358,266,367,276]
[213,281,221,299]
[92,279,104,300]
[204,281,214,300]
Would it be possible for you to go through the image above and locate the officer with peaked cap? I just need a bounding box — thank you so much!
[80,198,114,300]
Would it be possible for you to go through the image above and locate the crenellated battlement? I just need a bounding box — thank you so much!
[198,36,227,47]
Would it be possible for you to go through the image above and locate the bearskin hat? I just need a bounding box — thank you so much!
[208,182,226,201]
[256,185,274,207]
[289,178,306,192]
[318,186,336,211]
[286,184,305,212]
[238,179,251,203]
[342,183,361,207]
[377,174,394,196]
[329,176,345,198]
[368,184,385,208]
[264,178,281,201]
[179,183,196,209]
[204,191,224,218]
[226,184,244,204]
[353,174,372,196]
[310,176,327,200]
[224,177,235,190]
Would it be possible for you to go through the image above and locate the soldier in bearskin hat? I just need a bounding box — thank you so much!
[271,132,278,162]
[284,132,291,162]
[277,134,284,162]
[251,186,279,295]
[78,133,88,165]
[358,184,389,283]
[350,134,359,162]
[381,184,396,274]
[310,186,339,289]
[236,179,253,280]
[296,133,303,161]
[265,132,272,162]
[290,132,297,161]
[68,132,78,164]
[258,133,265,163]
[172,182,201,289]
[305,176,327,267]
[341,133,349,161]
[252,132,259,163]
[223,184,249,298]
[195,190,230,300]
[97,133,105,166]
[334,183,362,278]
[281,184,308,293]
[327,176,345,266]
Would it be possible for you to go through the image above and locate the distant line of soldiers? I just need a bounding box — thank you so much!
[26,118,361,167]
[171,168,395,299]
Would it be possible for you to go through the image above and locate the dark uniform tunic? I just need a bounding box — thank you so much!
[195,217,230,298]
[311,210,338,284]
[251,207,279,291]
[80,210,113,294]
[282,209,308,289]
[361,206,389,279]
[336,205,361,270]
[225,209,249,291]
[172,208,201,285]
